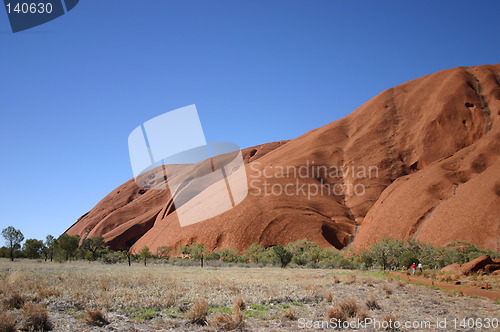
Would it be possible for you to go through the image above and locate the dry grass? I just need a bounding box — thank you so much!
[326,298,358,322]
[185,298,208,325]
[85,309,108,326]
[0,260,498,331]
[282,309,297,320]
[233,296,246,311]
[338,298,358,317]
[209,301,244,330]
[382,314,399,331]
[345,274,357,284]
[366,295,381,310]
[3,292,25,309]
[210,310,243,330]
[356,309,370,320]
[381,283,393,296]
[22,302,52,331]
[0,311,16,332]
[326,306,346,322]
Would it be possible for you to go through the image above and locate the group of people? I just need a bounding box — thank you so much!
[411,262,423,274]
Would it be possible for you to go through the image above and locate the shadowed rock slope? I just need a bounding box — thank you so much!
[66,64,500,253]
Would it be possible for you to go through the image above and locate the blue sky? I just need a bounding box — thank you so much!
[1,0,499,242]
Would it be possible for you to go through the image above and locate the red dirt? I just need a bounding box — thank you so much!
[389,272,500,300]
[66,64,500,254]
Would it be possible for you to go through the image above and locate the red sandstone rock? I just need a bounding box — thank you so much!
[66,64,500,254]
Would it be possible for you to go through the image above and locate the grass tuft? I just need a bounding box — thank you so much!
[338,298,358,318]
[22,302,52,331]
[4,292,25,309]
[0,311,16,332]
[185,298,208,325]
[366,295,381,310]
[233,296,246,311]
[326,306,346,322]
[85,309,109,326]
[382,314,399,331]
[282,309,297,320]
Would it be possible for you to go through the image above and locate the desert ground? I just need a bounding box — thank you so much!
[0,259,499,331]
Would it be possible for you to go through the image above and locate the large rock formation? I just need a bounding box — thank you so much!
[66,64,500,253]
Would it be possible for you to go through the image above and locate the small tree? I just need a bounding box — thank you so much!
[56,234,79,261]
[272,245,292,268]
[185,243,208,267]
[44,235,56,261]
[216,248,239,263]
[367,238,402,270]
[243,243,265,263]
[23,239,45,259]
[156,246,172,259]
[139,246,152,266]
[2,226,24,261]
[80,236,106,260]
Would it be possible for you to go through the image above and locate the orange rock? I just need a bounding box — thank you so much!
[460,255,494,275]
[441,264,462,273]
[66,64,500,254]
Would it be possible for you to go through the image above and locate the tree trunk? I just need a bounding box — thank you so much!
[127,253,131,266]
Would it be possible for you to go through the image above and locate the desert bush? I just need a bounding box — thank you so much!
[4,292,25,309]
[382,314,400,331]
[382,283,393,296]
[216,248,239,263]
[338,298,358,318]
[326,306,346,322]
[0,311,16,332]
[85,309,108,326]
[324,291,333,303]
[366,295,381,310]
[185,298,208,325]
[210,307,243,331]
[357,310,370,320]
[99,250,126,264]
[258,247,280,266]
[231,307,243,328]
[204,252,220,261]
[282,309,297,320]
[272,245,293,268]
[22,302,52,331]
[210,313,234,330]
[233,297,246,311]
[242,243,265,263]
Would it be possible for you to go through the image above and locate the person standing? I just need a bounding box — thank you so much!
[411,263,417,274]
[418,263,423,273]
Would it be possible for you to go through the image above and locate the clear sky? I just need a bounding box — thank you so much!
[1,0,499,242]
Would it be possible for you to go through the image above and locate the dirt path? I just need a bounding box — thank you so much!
[389,272,500,300]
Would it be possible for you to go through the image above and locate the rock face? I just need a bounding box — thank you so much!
[442,255,500,275]
[460,255,500,275]
[66,64,500,254]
